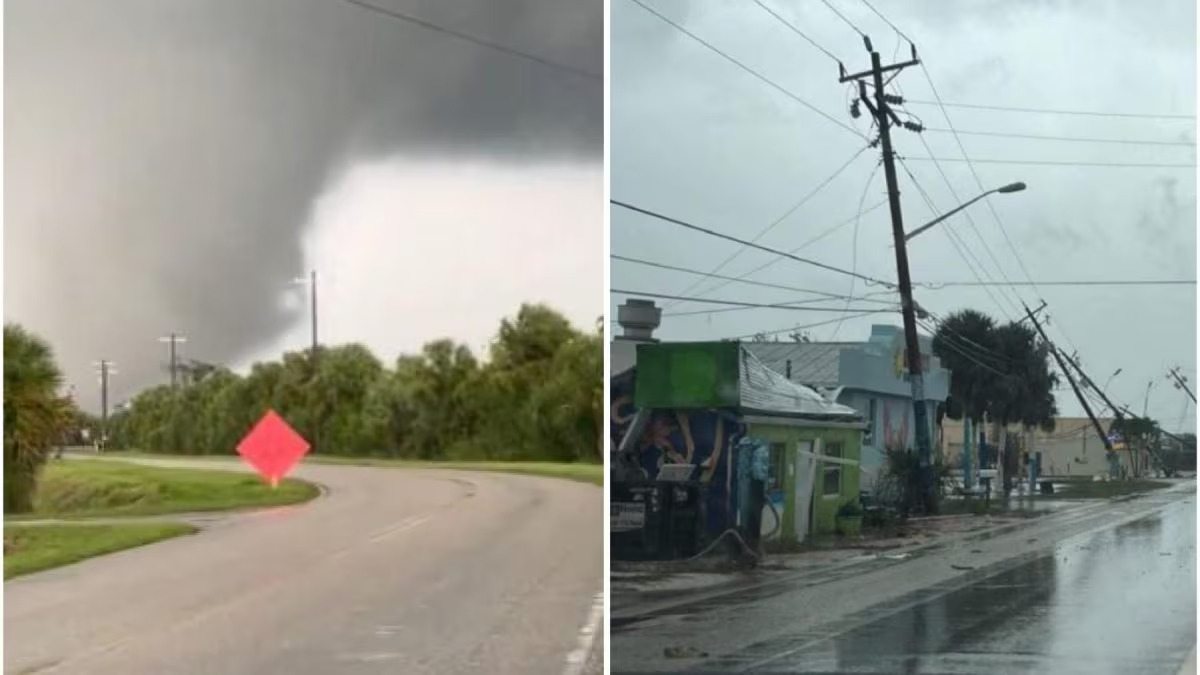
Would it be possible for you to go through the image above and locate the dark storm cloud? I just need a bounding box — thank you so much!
[5,0,601,404]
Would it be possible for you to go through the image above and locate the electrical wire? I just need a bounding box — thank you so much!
[923,127,1196,147]
[610,254,898,304]
[751,0,842,64]
[665,291,898,318]
[611,200,896,287]
[831,158,882,338]
[896,159,1021,318]
[609,289,890,313]
[819,0,866,37]
[724,309,893,341]
[859,0,913,43]
[339,0,601,82]
[681,199,890,302]
[909,131,1028,314]
[914,279,1196,288]
[905,157,1197,169]
[669,145,872,307]
[903,100,1196,120]
[625,0,866,139]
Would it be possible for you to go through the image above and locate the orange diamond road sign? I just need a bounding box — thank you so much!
[236,410,310,488]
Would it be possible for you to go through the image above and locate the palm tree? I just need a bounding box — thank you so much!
[4,323,69,512]
[932,309,999,432]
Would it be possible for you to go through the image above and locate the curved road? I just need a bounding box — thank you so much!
[6,459,603,675]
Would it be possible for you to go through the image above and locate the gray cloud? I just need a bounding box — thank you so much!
[6,0,601,404]
[611,0,1195,430]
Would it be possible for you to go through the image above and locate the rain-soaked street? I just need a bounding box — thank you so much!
[614,483,1196,675]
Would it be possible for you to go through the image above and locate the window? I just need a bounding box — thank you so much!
[823,442,844,496]
[768,442,787,491]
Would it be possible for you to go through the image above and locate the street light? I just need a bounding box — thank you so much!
[904,182,1027,242]
[1102,368,1123,395]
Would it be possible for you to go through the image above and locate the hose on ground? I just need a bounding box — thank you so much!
[685,528,760,562]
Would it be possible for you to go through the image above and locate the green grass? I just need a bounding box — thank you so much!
[4,522,197,579]
[303,455,603,486]
[6,460,319,520]
[104,451,604,486]
[1042,478,1171,499]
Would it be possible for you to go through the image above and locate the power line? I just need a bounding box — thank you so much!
[611,254,897,303]
[819,0,866,37]
[914,279,1197,288]
[924,127,1196,147]
[339,0,600,82]
[897,158,1022,319]
[668,145,871,307]
[626,0,864,138]
[905,156,1197,169]
[859,0,913,43]
[751,0,842,64]
[906,134,1026,318]
[677,198,890,303]
[610,289,893,313]
[904,100,1196,120]
[611,200,896,287]
[724,309,892,341]
[666,293,897,318]
[832,158,882,338]
[916,61,1043,319]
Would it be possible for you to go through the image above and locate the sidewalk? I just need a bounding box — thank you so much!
[613,501,1094,617]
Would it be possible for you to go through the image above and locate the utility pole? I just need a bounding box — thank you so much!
[93,360,116,451]
[158,333,187,388]
[841,39,935,511]
[1168,366,1195,404]
[1024,306,1116,475]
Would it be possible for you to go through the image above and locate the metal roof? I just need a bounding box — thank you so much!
[742,342,859,387]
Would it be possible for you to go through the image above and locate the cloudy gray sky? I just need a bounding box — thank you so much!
[611,0,1197,432]
[6,0,602,409]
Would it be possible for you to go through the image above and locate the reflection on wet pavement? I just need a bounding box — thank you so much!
[741,501,1193,674]
[620,495,1195,675]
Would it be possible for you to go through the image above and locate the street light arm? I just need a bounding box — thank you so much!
[904,190,994,242]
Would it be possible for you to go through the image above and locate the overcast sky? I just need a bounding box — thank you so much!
[6,0,602,409]
[611,0,1197,432]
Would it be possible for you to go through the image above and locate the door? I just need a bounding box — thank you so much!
[793,440,817,543]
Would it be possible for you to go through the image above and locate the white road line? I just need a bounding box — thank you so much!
[562,592,604,675]
[368,516,431,544]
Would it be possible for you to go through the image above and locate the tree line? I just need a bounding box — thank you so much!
[3,304,600,512]
[107,304,602,463]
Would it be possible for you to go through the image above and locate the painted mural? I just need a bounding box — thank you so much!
[880,398,911,452]
[610,368,746,534]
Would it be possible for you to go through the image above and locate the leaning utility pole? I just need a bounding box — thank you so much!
[1168,366,1195,404]
[158,333,187,388]
[840,38,935,511]
[1024,306,1115,474]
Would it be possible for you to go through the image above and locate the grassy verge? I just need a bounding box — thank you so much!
[4,522,197,580]
[303,455,603,486]
[1041,478,1171,499]
[6,460,319,521]
[103,451,603,487]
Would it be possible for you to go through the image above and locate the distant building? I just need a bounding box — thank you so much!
[942,416,1150,478]
[744,325,951,488]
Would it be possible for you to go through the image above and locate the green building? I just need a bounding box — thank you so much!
[618,341,867,541]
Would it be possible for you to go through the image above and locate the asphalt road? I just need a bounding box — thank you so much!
[6,458,603,675]
[614,483,1196,675]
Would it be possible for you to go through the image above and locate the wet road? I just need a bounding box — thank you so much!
[614,485,1195,674]
[6,458,603,675]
